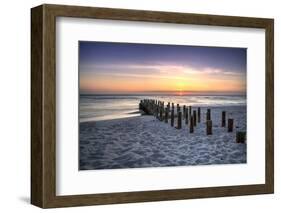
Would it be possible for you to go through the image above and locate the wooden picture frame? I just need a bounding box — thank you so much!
[31,4,274,208]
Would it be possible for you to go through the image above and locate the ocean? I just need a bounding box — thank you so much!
[79,94,246,122]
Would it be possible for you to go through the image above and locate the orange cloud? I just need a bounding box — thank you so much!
[80,64,246,94]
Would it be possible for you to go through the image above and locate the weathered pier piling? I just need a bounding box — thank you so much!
[193,110,197,126]
[190,115,194,133]
[160,107,163,121]
[185,109,189,124]
[176,112,182,129]
[139,99,240,139]
[171,109,174,127]
[236,131,246,143]
[177,104,180,114]
[198,107,201,123]
[165,107,168,123]
[228,118,234,132]
[207,109,211,121]
[206,120,212,135]
[222,111,226,127]
[139,99,155,115]
[167,103,170,114]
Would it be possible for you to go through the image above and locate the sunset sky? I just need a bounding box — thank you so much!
[79,41,246,95]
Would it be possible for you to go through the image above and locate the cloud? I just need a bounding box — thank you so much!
[80,62,245,81]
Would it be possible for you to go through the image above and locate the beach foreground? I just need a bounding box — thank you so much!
[79,106,246,170]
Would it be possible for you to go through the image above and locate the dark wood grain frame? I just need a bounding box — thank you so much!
[31,4,274,208]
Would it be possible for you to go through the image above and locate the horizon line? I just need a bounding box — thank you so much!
[80,91,246,96]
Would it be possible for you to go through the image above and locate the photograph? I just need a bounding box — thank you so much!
[30,4,274,208]
[78,41,247,170]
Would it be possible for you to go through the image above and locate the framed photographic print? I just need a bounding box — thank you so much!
[31,4,274,208]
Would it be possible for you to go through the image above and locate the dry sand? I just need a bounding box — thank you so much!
[79,106,246,170]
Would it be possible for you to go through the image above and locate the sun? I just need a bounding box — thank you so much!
[174,82,185,96]
[175,81,187,93]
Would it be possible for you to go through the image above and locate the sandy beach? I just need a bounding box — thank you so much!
[79,105,246,170]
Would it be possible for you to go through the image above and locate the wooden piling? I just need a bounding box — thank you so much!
[193,110,197,126]
[206,120,212,135]
[156,105,159,120]
[155,106,159,118]
[160,107,163,121]
[165,107,168,123]
[176,112,182,129]
[207,108,211,121]
[139,100,142,110]
[222,111,226,127]
[171,109,174,127]
[228,118,234,132]
[185,110,188,124]
[236,131,246,143]
[167,102,170,112]
[189,115,194,133]
[189,106,192,117]
[198,107,201,123]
